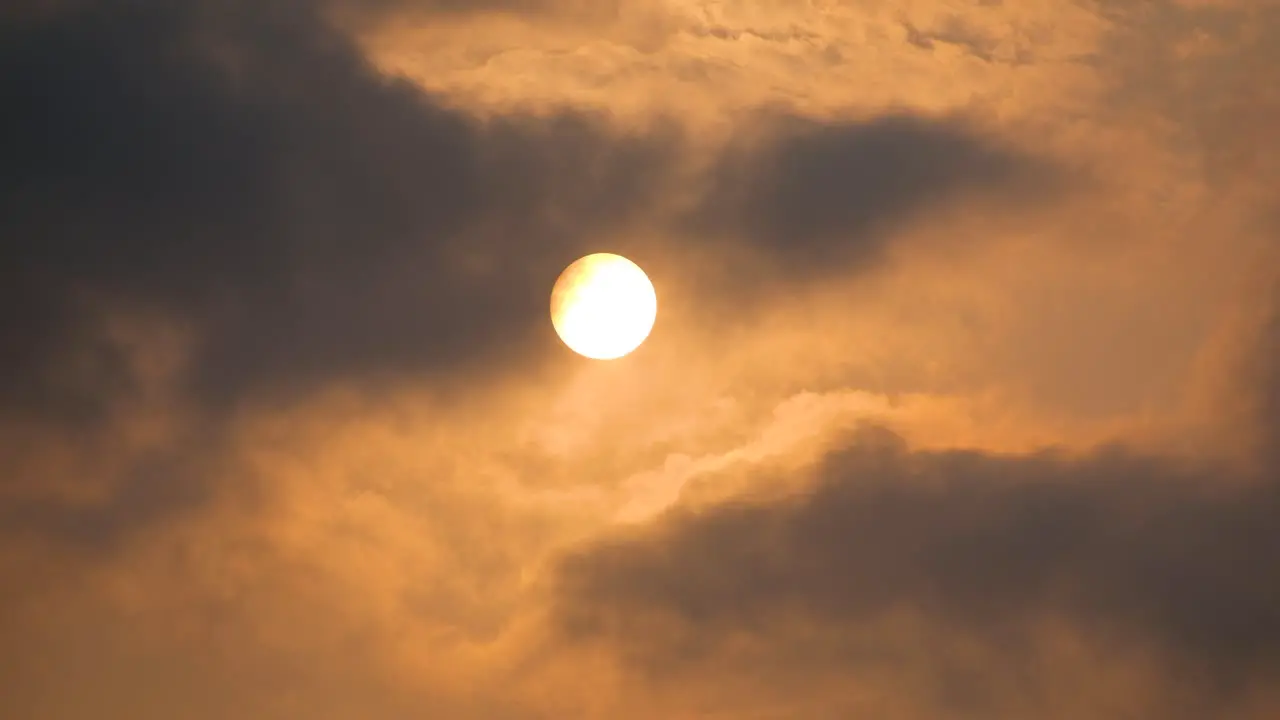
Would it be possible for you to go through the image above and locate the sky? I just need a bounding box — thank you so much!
[1,0,1278,718]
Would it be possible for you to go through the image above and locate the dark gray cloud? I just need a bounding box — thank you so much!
[557,431,1280,713]
[686,114,1055,284]
[0,0,1063,575]
[0,0,684,568]
[0,0,1052,427]
[0,0,673,424]
[555,310,1280,715]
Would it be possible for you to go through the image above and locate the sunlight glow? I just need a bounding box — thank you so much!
[550,253,657,360]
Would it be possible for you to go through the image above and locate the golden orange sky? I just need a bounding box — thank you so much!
[2,1,1279,718]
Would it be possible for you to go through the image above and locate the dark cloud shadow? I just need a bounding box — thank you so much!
[555,308,1280,713]
[0,0,676,424]
[683,113,1057,284]
[0,0,1063,563]
[556,428,1280,710]
[0,0,689,564]
[0,0,1064,429]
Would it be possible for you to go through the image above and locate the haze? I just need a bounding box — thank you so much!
[2,1,1278,718]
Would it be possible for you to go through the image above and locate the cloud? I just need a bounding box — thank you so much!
[0,0,1061,650]
[1255,291,1280,460]
[686,113,1056,281]
[556,435,1280,717]
[550,287,1280,716]
[2,0,1279,718]
[329,0,628,22]
[0,0,1059,429]
[0,0,680,424]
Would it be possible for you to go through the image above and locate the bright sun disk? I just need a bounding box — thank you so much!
[550,253,657,360]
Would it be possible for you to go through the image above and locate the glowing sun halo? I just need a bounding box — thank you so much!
[551,253,657,360]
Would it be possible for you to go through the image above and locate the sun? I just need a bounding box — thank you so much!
[550,253,657,360]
